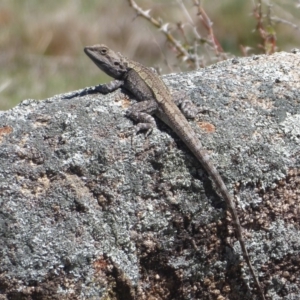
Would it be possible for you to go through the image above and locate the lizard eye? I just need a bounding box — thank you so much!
[100,49,107,55]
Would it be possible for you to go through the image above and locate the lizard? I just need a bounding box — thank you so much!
[84,44,266,300]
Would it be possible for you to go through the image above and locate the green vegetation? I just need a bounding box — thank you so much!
[1,0,299,110]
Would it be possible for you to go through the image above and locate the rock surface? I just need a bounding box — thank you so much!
[0,51,300,300]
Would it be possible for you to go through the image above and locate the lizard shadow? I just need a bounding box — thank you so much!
[157,117,226,211]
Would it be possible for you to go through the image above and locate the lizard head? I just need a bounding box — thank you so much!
[84,44,127,79]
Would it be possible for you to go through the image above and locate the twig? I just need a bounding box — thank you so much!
[253,0,277,54]
[192,0,223,55]
[127,0,195,63]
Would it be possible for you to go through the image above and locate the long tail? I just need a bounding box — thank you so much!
[168,113,266,300]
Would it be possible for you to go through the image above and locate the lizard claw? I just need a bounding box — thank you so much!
[135,123,153,136]
[122,126,153,140]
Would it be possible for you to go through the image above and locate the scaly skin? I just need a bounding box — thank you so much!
[84,44,265,300]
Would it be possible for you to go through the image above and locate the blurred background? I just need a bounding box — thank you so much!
[1,0,300,110]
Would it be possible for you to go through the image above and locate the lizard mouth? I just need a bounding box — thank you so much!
[84,46,125,79]
[84,47,102,67]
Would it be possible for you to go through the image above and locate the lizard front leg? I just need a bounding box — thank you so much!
[62,80,124,100]
[126,100,158,135]
[95,80,124,94]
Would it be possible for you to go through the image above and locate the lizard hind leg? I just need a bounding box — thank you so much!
[171,90,198,119]
[180,99,198,119]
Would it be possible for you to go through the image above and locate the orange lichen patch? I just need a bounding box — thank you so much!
[121,95,132,109]
[0,126,13,143]
[93,256,110,274]
[197,121,216,133]
[93,256,114,290]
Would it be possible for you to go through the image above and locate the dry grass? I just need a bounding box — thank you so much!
[0,0,300,110]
